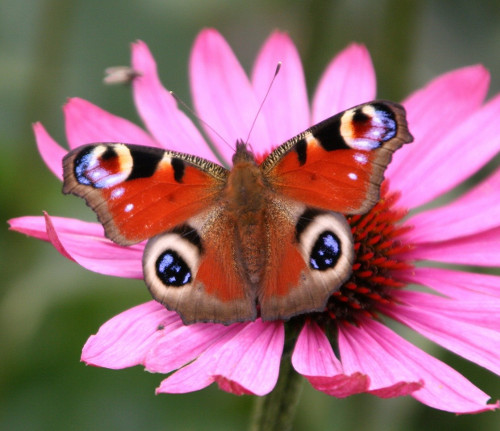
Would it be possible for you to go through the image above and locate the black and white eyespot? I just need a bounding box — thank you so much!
[296,210,354,285]
[143,225,203,302]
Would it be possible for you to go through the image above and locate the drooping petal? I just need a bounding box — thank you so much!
[382,292,500,376]
[64,98,158,149]
[406,225,500,266]
[82,301,181,369]
[145,322,240,373]
[403,168,500,243]
[391,79,500,210]
[155,326,246,394]
[312,43,376,124]
[292,321,369,397]
[131,41,218,162]
[157,320,284,396]
[338,318,496,412]
[10,213,144,278]
[388,65,490,191]
[46,213,143,278]
[292,320,343,375]
[33,122,67,180]
[399,266,500,300]
[251,31,310,150]
[44,212,74,260]
[190,29,269,164]
[338,320,422,399]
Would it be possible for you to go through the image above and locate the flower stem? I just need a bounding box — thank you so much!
[249,358,304,431]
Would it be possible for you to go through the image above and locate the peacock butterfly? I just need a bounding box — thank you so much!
[62,101,413,324]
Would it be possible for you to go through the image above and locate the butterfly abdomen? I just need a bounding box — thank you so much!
[226,144,270,285]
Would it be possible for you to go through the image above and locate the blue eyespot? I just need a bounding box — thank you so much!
[310,231,341,270]
[156,250,192,286]
[74,152,95,186]
[373,107,396,141]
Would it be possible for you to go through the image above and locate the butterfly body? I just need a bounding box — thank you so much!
[62,101,413,324]
[225,142,288,287]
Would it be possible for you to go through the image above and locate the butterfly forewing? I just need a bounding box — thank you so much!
[262,101,413,215]
[62,143,228,245]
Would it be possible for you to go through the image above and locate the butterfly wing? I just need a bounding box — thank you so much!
[255,101,412,320]
[142,210,257,324]
[258,200,355,321]
[64,143,257,323]
[261,101,413,214]
[62,143,228,245]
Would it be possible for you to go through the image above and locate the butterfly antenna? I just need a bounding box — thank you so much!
[169,91,233,151]
[245,62,282,145]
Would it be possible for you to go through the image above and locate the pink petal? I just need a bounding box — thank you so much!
[292,321,370,397]
[339,318,496,412]
[382,292,500,376]
[393,290,500,330]
[399,267,500,300]
[157,319,284,396]
[82,301,182,369]
[251,31,310,150]
[312,44,376,124]
[189,29,269,164]
[390,72,500,209]
[338,321,422,398]
[11,213,144,278]
[145,322,240,373]
[9,214,102,244]
[131,41,218,162]
[406,225,500,266]
[388,65,490,190]
[404,168,500,243]
[9,215,71,242]
[155,326,245,394]
[33,122,67,180]
[292,320,343,375]
[64,98,158,149]
[48,213,143,278]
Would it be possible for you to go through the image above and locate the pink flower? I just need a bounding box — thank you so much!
[9,29,500,413]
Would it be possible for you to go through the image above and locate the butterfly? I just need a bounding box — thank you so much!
[62,101,413,325]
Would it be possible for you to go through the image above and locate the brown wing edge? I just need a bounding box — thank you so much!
[354,101,414,214]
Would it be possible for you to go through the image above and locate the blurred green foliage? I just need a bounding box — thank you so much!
[2,0,500,430]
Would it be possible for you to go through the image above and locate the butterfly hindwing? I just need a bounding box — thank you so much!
[262,101,413,214]
[62,143,228,245]
[258,199,355,321]
[142,208,257,324]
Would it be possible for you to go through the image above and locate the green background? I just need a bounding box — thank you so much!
[2,0,500,430]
